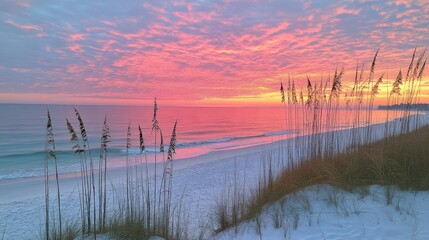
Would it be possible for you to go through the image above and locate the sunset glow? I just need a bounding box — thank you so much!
[0,0,428,106]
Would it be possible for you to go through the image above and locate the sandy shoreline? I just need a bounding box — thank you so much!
[0,113,428,239]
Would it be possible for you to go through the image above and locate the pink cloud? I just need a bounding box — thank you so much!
[173,11,216,24]
[94,39,117,52]
[68,44,84,53]
[143,2,167,14]
[69,33,86,41]
[4,19,43,31]
[100,20,116,27]
[66,65,82,73]
[388,0,412,8]
[396,9,419,19]
[335,7,361,15]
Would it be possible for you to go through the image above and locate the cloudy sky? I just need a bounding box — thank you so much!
[0,0,428,106]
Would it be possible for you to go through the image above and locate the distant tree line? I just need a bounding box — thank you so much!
[378,103,429,111]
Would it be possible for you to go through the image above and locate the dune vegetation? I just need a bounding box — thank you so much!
[41,49,427,239]
[212,49,427,233]
[43,99,183,240]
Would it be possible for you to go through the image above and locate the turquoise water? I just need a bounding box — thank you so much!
[0,104,392,180]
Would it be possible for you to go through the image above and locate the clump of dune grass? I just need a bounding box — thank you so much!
[213,159,250,233]
[214,122,429,233]
[43,223,79,240]
[65,108,102,236]
[213,49,427,233]
[108,100,183,240]
[257,123,429,209]
[43,99,185,239]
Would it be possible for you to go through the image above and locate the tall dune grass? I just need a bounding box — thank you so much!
[44,111,63,240]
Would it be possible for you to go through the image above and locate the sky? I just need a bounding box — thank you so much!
[0,0,428,106]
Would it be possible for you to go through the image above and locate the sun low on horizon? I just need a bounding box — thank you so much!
[0,0,428,107]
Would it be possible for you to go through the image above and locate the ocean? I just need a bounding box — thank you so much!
[0,103,393,181]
